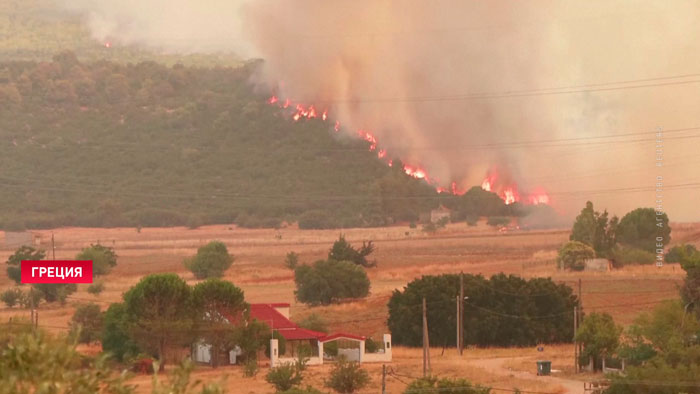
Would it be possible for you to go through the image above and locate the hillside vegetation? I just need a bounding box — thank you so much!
[0,52,445,229]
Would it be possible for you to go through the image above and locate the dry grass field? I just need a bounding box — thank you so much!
[1,220,697,393]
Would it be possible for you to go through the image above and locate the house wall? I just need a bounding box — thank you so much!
[584,258,611,272]
[362,334,392,363]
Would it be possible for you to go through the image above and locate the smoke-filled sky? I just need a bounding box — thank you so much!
[61,0,700,221]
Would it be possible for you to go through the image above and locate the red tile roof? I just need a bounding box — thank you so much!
[249,303,326,341]
[320,333,366,342]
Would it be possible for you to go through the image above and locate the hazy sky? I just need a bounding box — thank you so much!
[61,0,700,221]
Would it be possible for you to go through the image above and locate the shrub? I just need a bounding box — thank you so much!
[87,282,105,295]
[69,303,103,344]
[422,222,437,234]
[101,303,141,362]
[285,252,299,270]
[1,288,22,308]
[279,386,323,394]
[33,283,77,304]
[404,376,491,394]
[76,244,117,276]
[324,357,370,393]
[19,289,42,309]
[557,241,595,271]
[294,260,370,305]
[266,362,304,392]
[466,214,479,226]
[244,358,258,377]
[486,216,510,227]
[665,244,698,263]
[612,246,655,265]
[184,241,234,279]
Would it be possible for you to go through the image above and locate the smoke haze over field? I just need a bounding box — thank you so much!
[61,0,700,220]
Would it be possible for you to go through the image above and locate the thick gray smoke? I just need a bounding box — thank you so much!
[61,0,700,220]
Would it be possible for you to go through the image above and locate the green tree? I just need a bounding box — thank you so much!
[69,303,103,344]
[570,201,618,257]
[6,245,45,284]
[557,241,595,271]
[575,312,622,371]
[184,241,234,279]
[294,260,370,305]
[388,274,579,347]
[0,330,132,394]
[328,235,376,268]
[606,301,700,394]
[101,303,141,362]
[191,279,246,368]
[616,208,671,253]
[403,376,491,394]
[76,244,118,276]
[324,357,370,394]
[234,319,271,367]
[88,282,105,296]
[123,274,193,369]
[678,247,700,319]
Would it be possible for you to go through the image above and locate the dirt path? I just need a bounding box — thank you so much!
[465,357,584,394]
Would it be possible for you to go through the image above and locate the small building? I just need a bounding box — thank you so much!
[584,258,612,272]
[192,302,392,367]
[430,205,451,223]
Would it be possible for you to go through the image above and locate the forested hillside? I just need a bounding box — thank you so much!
[0,52,444,229]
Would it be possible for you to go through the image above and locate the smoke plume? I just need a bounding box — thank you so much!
[61,0,700,220]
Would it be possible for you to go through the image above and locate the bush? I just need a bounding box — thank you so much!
[184,241,234,279]
[422,222,437,234]
[294,260,370,305]
[279,386,323,394]
[76,244,118,276]
[33,283,77,304]
[486,216,510,227]
[87,282,105,295]
[665,244,698,263]
[19,289,42,309]
[404,376,491,394]
[1,288,22,308]
[266,362,304,392]
[324,357,370,393]
[612,246,655,265]
[69,303,103,344]
[285,252,299,270]
[557,241,595,271]
[466,214,479,226]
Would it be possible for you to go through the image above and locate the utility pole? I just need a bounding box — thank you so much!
[459,272,464,355]
[422,297,431,376]
[573,306,578,373]
[51,233,56,260]
[381,364,387,394]
[456,294,460,354]
[578,278,583,371]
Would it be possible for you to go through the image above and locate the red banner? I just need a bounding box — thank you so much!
[21,260,93,284]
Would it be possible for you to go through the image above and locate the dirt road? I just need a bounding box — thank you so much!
[465,357,584,394]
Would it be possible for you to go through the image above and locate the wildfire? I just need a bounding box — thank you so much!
[267,93,550,205]
[480,171,549,206]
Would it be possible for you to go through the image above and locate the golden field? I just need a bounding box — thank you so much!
[1,221,697,393]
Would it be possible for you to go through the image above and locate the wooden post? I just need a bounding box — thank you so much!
[574,306,578,373]
[456,295,460,353]
[51,233,56,260]
[422,297,431,376]
[381,364,387,394]
[459,272,464,355]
